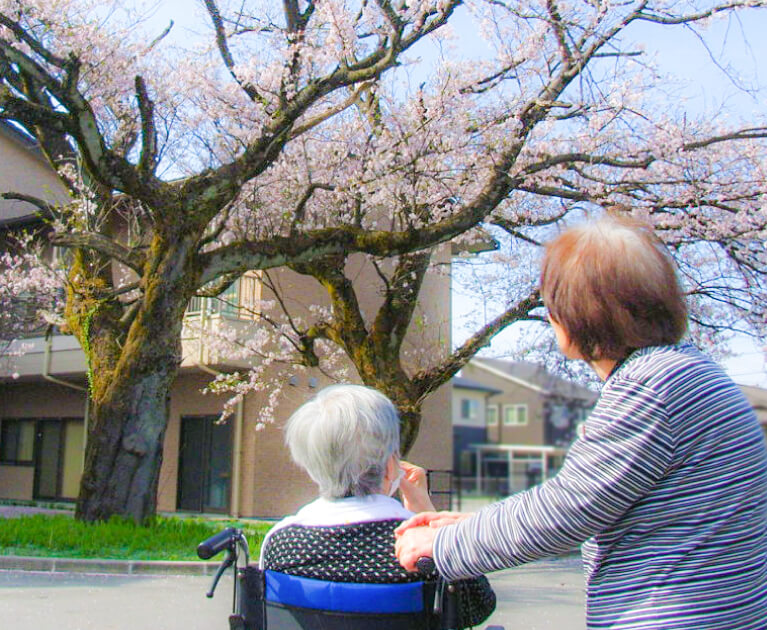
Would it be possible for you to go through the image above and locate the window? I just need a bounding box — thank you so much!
[460,399,480,421]
[486,405,498,426]
[549,404,569,430]
[0,419,35,464]
[502,404,528,426]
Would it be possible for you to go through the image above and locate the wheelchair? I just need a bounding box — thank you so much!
[198,527,504,630]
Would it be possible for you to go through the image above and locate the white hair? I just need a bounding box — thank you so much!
[284,384,401,499]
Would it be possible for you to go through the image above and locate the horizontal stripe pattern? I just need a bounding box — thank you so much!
[434,344,767,629]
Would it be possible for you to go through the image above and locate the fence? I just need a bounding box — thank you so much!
[426,469,453,511]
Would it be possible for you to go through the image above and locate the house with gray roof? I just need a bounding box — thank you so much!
[452,358,597,495]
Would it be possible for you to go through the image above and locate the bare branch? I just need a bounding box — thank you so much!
[146,20,174,52]
[194,272,242,298]
[288,81,375,139]
[292,182,335,229]
[371,251,432,350]
[545,0,573,63]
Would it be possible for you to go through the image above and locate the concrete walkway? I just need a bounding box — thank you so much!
[0,504,73,518]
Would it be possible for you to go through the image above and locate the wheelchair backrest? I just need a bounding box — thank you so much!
[235,566,438,630]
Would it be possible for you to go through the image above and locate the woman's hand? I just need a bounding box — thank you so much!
[394,524,438,572]
[398,460,435,512]
[395,510,472,536]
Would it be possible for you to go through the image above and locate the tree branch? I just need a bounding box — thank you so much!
[134,76,158,176]
[0,14,71,68]
[203,0,269,106]
[291,182,335,229]
[371,251,432,351]
[412,290,542,398]
[194,272,242,298]
[0,192,58,218]
[182,1,461,219]
[50,232,146,274]
[636,2,767,25]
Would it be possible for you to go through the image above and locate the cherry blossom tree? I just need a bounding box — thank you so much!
[1,0,766,521]
[202,0,767,451]
[0,0,466,522]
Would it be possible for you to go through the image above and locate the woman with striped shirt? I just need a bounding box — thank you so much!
[395,216,767,629]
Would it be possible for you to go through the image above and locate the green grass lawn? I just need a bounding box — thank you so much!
[0,514,272,561]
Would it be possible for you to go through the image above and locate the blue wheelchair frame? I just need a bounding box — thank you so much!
[198,527,502,630]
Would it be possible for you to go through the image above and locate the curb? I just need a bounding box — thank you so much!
[0,555,220,576]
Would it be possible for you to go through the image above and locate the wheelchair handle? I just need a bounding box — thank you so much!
[416,556,436,574]
[197,527,238,560]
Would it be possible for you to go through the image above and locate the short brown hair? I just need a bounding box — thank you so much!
[540,216,688,361]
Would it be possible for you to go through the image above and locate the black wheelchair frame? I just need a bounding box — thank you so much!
[197,527,504,630]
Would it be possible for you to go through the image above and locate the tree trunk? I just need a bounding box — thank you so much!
[75,338,180,522]
[73,234,195,523]
[399,407,423,457]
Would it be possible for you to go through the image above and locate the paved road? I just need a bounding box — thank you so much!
[488,556,586,630]
[0,556,585,629]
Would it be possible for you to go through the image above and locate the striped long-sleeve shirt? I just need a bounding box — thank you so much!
[433,344,767,629]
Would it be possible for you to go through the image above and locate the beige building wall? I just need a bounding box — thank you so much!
[0,123,69,221]
[0,379,87,417]
[0,465,34,499]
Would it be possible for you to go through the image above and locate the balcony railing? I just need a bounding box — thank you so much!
[185,274,260,321]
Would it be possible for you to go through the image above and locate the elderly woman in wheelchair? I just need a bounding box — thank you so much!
[200,384,496,630]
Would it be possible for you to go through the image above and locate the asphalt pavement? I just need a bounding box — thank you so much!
[0,556,585,630]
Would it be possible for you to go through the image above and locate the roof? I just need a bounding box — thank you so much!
[452,376,502,395]
[450,226,498,256]
[470,357,598,403]
[0,120,41,153]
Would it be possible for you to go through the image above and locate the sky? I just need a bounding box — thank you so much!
[145,1,766,387]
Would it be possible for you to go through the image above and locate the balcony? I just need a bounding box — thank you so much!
[181,273,262,370]
[0,274,263,379]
